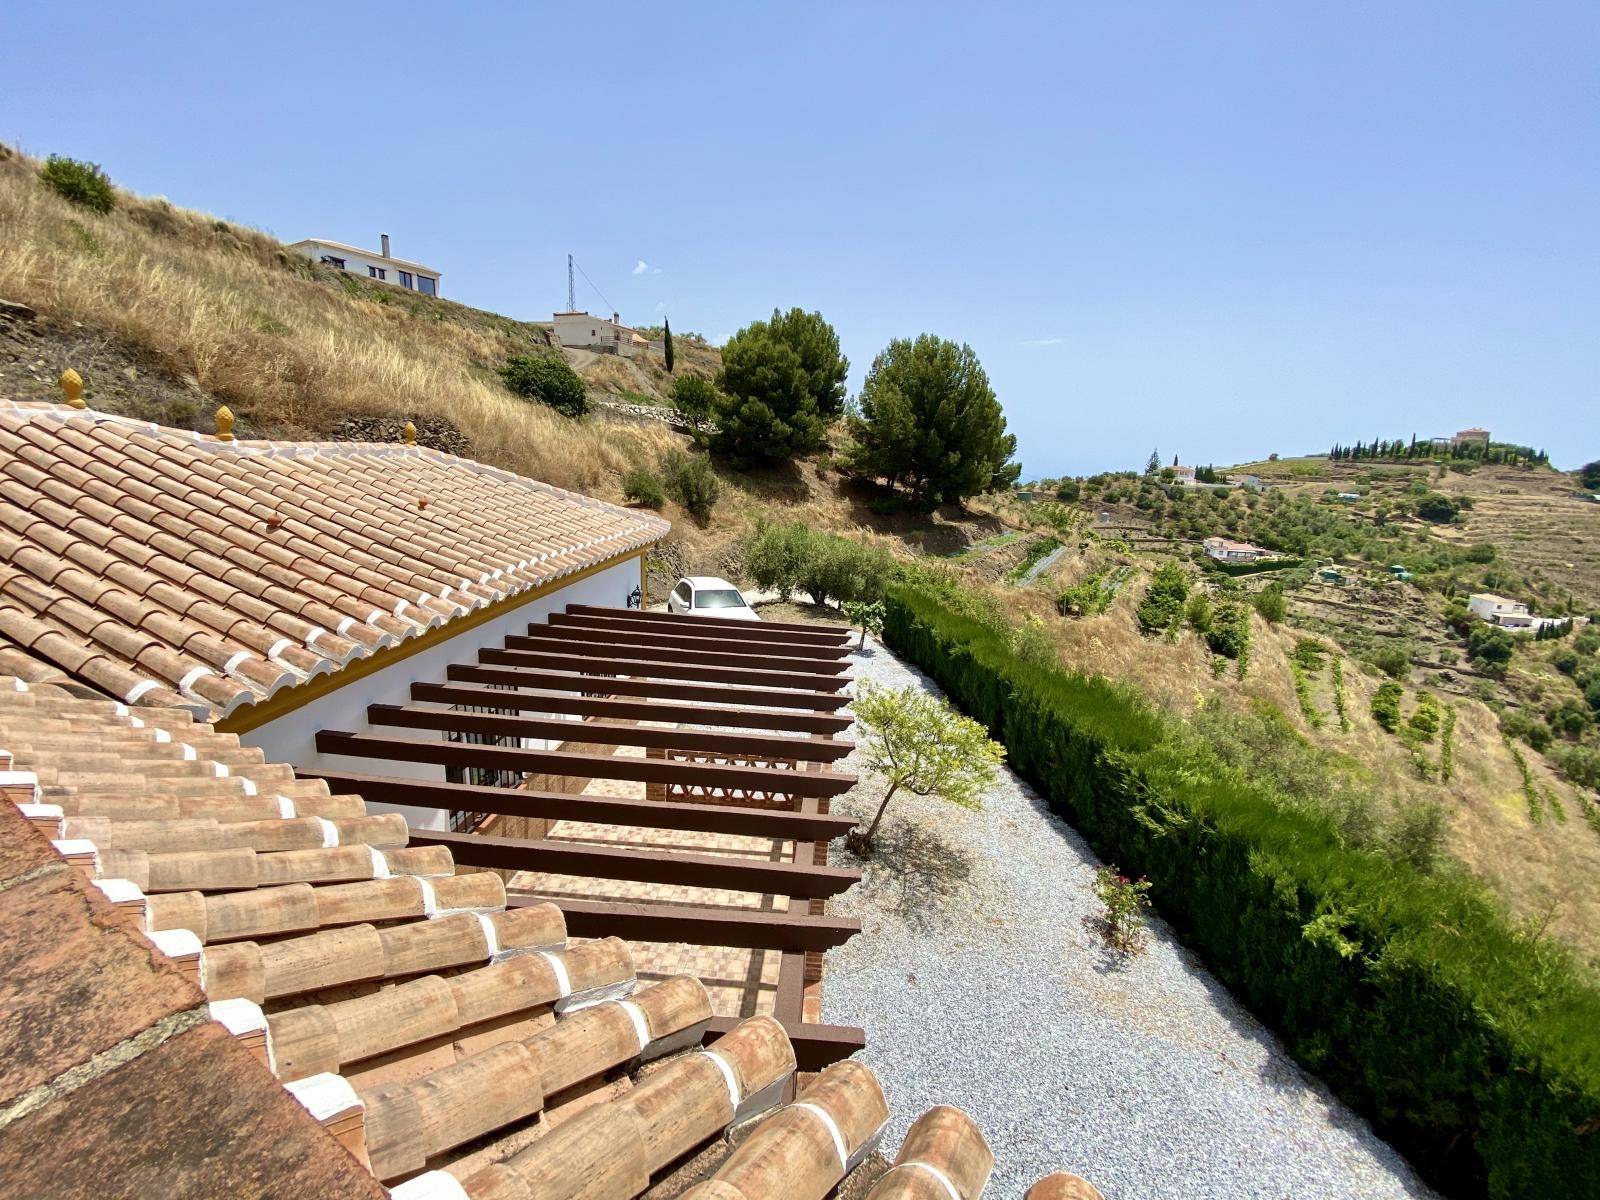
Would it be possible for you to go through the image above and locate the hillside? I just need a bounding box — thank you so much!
[0,143,693,497]
[976,461,1600,972]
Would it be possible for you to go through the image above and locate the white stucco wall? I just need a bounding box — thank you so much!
[238,555,643,829]
[290,241,441,296]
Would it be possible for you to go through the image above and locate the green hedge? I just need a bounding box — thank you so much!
[884,582,1600,1199]
[1202,554,1305,576]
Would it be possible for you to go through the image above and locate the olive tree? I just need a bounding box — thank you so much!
[846,683,1005,856]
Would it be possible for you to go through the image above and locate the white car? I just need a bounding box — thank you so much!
[666,576,762,621]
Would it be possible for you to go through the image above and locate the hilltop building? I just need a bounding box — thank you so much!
[1453,427,1491,449]
[289,234,441,296]
[1203,536,1271,563]
[554,310,648,358]
[1467,592,1565,632]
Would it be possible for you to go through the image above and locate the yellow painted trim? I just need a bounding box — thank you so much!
[216,550,645,735]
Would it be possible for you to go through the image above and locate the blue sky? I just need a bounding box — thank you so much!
[5,2,1596,475]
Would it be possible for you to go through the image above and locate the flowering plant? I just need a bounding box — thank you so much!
[1093,864,1152,952]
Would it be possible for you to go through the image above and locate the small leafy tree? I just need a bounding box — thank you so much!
[1579,461,1600,491]
[663,317,675,374]
[1136,563,1189,636]
[846,683,1004,856]
[500,355,588,417]
[842,599,884,648]
[40,155,115,214]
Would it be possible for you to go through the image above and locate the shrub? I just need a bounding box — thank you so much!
[1184,591,1213,634]
[1204,602,1251,673]
[1010,616,1057,669]
[1059,569,1114,618]
[1253,581,1288,624]
[499,354,588,416]
[1372,680,1404,732]
[1366,640,1413,680]
[741,522,895,607]
[1467,623,1515,671]
[1385,801,1447,874]
[1093,865,1153,953]
[883,581,1600,1196]
[1055,480,1081,502]
[39,155,115,214]
[1136,563,1189,636]
[660,450,719,522]
[670,373,718,421]
[621,467,665,508]
[1501,710,1552,752]
[1416,493,1461,523]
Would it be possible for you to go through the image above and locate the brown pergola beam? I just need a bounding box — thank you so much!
[408,827,861,899]
[702,1017,865,1072]
[315,730,858,797]
[409,681,853,736]
[479,647,851,694]
[564,604,852,646]
[512,895,862,951]
[544,615,853,660]
[302,770,860,840]
[367,703,855,763]
[509,629,851,675]
[444,663,851,713]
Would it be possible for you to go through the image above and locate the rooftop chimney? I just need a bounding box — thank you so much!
[612,311,620,325]
[380,233,391,258]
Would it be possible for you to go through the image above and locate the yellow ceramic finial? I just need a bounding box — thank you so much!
[214,405,235,442]
[402,420,417,446]
[59,368,85,410]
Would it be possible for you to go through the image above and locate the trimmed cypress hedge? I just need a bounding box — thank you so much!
[1201,555,1305,576]
[884,582,1600,1199]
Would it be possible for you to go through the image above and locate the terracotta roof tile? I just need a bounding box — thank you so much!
[0,402,666,718]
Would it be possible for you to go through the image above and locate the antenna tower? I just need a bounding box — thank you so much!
[567,254,576,312]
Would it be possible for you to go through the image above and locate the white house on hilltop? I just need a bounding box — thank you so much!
[1467,593,1568,633]
[554,310,648,358]
[1203,536,1272,563]
[289,233,441,297]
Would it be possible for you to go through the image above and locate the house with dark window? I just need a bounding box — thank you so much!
[289,233,441,297]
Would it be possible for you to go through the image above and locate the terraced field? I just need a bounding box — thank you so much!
[1433,469,1600,608]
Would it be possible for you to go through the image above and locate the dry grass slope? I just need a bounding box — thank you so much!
[0,146,679,496]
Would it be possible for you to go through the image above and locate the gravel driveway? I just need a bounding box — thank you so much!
[823,639,1439,1200]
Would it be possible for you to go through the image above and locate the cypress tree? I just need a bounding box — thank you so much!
[663,318,675,374]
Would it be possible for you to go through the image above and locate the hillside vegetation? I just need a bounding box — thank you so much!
[0,144,682,495]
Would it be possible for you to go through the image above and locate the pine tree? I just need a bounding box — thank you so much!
[1145,448,1161,475]
[663,318,675,374]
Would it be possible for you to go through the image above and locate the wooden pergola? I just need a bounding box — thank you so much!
[303,604,865,1069]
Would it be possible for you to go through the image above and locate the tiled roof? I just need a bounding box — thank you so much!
[0,400,667,720]
[0,676,1097,1198]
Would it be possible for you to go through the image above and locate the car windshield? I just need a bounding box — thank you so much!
[693,588,747,610]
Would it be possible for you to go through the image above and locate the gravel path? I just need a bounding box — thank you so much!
[823,640,1439,1200]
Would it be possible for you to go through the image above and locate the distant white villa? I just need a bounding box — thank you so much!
[1468,593,1567,632]
[289,233,440,297]
[1203,536,1272,563]
[553,310,648,358]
